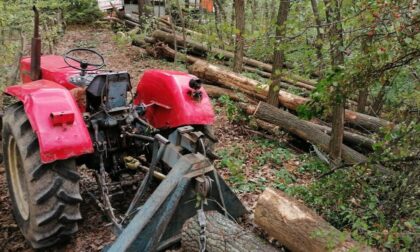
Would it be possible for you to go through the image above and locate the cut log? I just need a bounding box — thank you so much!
[309,122,374,150]
[253,102,368,164]
[188,61,391,132]
[181,211,278,252]
[255,188,374,252]
[202,84,257,104]
[154,43,199,64]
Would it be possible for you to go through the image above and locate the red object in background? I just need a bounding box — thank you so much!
[200,0,214,12]
[5,80,93,164]
[134,70,215,129]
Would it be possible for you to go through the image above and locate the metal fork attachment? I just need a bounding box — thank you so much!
[106,126,246,252]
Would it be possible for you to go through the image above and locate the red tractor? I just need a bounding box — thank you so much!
[2,7,244,250]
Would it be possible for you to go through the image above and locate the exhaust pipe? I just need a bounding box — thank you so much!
[30,6,41,81]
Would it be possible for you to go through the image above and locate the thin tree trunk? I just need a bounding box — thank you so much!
[230,0,235,44]
[233,0,245,73]
[169,4,178,62]
[324,0,345,165]
[357,37,372,113]
[267,0,291,106]
[249,0,258,33]
[214,0,226,22]
[175,0,187,51]
[213,1,224,47]
[138,0,146,24]
[371,79,391,115]
[310,0,324,72]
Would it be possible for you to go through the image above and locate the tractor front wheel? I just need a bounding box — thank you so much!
[2,103,82,249]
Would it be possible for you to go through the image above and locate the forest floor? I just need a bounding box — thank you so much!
[0,25,319,251]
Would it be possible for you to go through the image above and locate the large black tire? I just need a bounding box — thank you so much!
[2,103,82,249]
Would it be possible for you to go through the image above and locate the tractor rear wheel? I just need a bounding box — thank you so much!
[2,103,82,249]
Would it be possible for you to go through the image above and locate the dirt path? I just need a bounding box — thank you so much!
[0,25,306,251]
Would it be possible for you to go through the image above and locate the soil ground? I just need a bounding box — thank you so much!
[0,25,309,251]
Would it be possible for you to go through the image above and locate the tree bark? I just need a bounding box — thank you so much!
[203,89,373,150]
[255,188,374,252]
[181,211,278,252]
[324,0,346,165]
[188,61,391,132]
[357,37,372,113]
[250,0,258,33]
[310,0,324,72]
[202,84,258,104]
[233,0,245,73]
[138,0,147,24]
[213,0,224,46]
[253,102,368,165]
[267,0,291,106]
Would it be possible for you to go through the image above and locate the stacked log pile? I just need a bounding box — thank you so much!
[104,13,394,155]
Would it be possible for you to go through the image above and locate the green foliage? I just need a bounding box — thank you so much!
[0,0,103,88]
[273,169,295,191]
[217,95,248,122]
[64,0,103,25]
[290,120,419,250]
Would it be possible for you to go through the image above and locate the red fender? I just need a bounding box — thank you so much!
[5,80,94,164]
[134,70,215,129]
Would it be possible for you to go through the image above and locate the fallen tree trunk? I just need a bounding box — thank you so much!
[202,84,257,104]
[309,122,374,150]
[253,102,368,164]
[181,211,278,252]
[154,43,199,64]
[149,35,315,92]
[220,94,373,150]
[251,115,373,150]
[255,188,374,252]
[188,61,391,132]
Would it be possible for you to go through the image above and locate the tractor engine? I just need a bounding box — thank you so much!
[77,72,151,177]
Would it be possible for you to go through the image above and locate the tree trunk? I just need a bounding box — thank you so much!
[188,61,391,132]
[214,0,227,22]
[250,0,258,33]
[329,101,345,165]
[202,84,258,104]
[213,0,224,47]
[175,0,187,51]
[155,43,199,64]
[357,37,372,113]
[324,0,346,165]
[267,0,290,106]
[181,211,278,252]
[255,188,374,252]
[253,102,368,164]
[371,79,391,116]
[310,0,324,73]
[198,87,373,150]
[233,0,245,73]
[138,0,147,24]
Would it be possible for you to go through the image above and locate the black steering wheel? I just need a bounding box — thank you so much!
[64,48,105,74]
